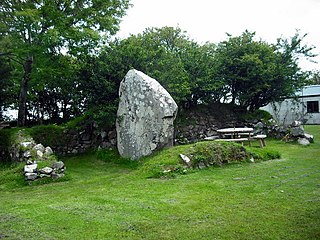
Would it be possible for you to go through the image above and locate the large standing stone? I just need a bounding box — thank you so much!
[116,69,178,160]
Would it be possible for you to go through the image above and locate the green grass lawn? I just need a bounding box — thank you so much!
[0,125,319,239]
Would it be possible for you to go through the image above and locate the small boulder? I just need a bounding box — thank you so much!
[51,172,65,180]
[39,174,51,178]
[26,159,34,165]
[44,146,54,155]
[291,126,304,137]
[20,141,33,148]
[298,138,310,146]
[23,151,32,159]
[24,164,38,173]
[304,133,314,143]
[36,150,44,159]
[179,154,191,166]
[25,172,38,181]
[33,143,45,153]
[39,167,53,175]
[52,161,65,170]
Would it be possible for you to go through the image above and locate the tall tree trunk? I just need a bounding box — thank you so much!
[17,56,33,126]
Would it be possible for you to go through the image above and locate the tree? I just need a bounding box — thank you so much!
[98,26,221,110]
[0,0,130,126]
[0,56,14,121]
[179,42,219,106]
[98,27,191,107]
[214,30,316,111]
[27,54,84,123]
[308,70,320,85]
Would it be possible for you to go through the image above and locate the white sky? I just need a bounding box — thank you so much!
[117,0,320,71]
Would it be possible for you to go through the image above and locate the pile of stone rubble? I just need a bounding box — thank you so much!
[24,160,65,181]
[8,130,66,181]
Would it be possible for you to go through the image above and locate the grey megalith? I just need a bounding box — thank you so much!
[116,69,178,160]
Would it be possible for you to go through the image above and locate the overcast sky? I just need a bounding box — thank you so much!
[117,0,320,71]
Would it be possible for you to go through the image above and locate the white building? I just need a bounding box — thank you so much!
[261,85,320,125]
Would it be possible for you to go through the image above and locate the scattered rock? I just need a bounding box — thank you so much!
[298,138,310,146]
[26,159,33,165]
[44,146,54,155]
[22,161,65,182]
[23,151,32,159]
[24,164,38,173]
[25,172,38,181]
[51,172,65,180]
[33,143,45,153]
[52,161,65,170]
[39,167,53,175]
[20,141,33,148]
[71,149,78,154]
[36,150,44,158]
[198,162,207,169]
[179,154,191,166]
[39,174,51,178]
[291,126,304,137]
[304,133,314,143]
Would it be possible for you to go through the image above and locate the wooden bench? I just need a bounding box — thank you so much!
[215,138,249,146]
[252,135,267,148]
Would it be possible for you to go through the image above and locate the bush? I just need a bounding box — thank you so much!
[187,142,250,167]
[139,141,281,179]
[241,109,273,122]
[0,129,16,162]
[28,124,65,147]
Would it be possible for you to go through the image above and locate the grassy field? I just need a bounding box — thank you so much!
[0,125,319,239]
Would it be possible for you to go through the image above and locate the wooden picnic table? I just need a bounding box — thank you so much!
[216,127,267,148]
[216,127,254,139]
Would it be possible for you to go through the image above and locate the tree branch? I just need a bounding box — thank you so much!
[0,52,24,65]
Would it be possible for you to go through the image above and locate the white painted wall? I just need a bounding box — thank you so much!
[261,85,320,125]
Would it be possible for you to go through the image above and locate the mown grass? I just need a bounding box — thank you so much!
[0,126,319,239]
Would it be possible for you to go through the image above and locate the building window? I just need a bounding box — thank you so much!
[307,101,319,113]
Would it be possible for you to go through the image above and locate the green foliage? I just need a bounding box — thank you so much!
[0,128,18,162]
[139,141,280,179]
[0,162,26,189]
[99,26,218,108]
[214,30,315,111]
[0,129,14,151]
[63,114,89,130]
[249,147,281,161]
[187,142,250,167]
[87,104,118,129]
[0,57,15,120]
[0,0,130,125]
[28,124,65,147]
[240,109,273,122]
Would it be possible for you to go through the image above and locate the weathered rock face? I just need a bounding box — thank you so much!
[116,69,178,160]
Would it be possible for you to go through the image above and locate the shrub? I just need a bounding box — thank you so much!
[0,129,16,162]
[28,124,65,147]
[187,142,250,167]
[241,109,273,122]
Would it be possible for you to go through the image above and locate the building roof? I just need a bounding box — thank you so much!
[296,85,320,97]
